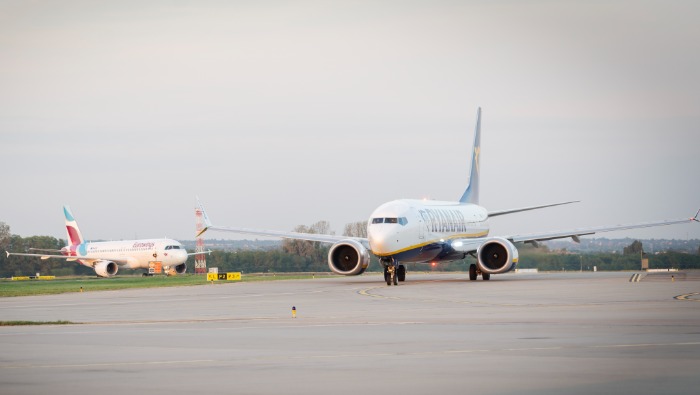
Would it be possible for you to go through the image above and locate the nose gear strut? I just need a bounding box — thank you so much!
[384,259,405,286]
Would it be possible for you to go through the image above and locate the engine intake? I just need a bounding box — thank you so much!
[165,263,188,275]
[328,239,371,276]
[94,260,118,277]
[174,263,187,274]
[476,237,519,274]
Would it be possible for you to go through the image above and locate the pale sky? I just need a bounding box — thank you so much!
[1,0,699,243]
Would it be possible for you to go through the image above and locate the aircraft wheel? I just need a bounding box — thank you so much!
[469,264,477,281]
[398,265,406,282]
[482,273,491,281]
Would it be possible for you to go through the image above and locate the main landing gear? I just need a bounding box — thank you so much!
[469,263,490,281]
[384,261,406,286]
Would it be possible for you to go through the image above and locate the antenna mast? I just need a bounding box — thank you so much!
[194,205,207,274]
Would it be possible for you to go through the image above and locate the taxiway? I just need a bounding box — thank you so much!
[1,271,699,394]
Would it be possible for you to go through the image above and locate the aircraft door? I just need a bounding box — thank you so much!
[417,209,425,240]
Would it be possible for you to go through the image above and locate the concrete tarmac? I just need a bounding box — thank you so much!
[1,271,699,395]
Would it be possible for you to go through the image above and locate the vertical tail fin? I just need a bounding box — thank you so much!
[459,107,481,204]
[63,206,84,246]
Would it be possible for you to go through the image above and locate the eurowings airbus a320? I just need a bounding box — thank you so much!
[6,206,197,277]
[197,108,698,285]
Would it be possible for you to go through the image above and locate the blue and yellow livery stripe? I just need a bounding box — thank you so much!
[372,231,489,257]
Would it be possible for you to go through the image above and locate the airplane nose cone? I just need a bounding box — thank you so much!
[174,250,187,263]
[369,228,394,255]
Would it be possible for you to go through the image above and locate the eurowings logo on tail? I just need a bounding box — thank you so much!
[64,206,84,246]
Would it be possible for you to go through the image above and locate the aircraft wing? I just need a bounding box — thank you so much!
[488,200,579,217]
[28,248,65,253]
[5,251,127,265]
[451,210,699,252]
[504,210,700,247]
[200,224,367,244]
[196,199,368,245]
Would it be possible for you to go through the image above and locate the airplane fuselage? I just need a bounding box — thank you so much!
[195,107,698,286]
[62,238,187,269]
[367,199,490,263]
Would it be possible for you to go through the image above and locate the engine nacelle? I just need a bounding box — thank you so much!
[328,239,371,276]
[174,263,187,274]
[476,237,519,275]
[165,263,187,276]
[94,260,118,277]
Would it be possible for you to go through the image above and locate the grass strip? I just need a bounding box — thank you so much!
[0,273,326,297]
[0,321,76,326]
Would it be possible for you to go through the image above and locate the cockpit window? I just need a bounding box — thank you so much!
[165,245,181,250]
[372,217,408,225]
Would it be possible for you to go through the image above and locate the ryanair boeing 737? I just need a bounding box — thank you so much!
[6,206,196,277]
[197,108,699,285]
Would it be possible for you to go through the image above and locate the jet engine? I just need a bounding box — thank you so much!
[328,239,371,275]
[165,263,188,276]
[476,237,519,274]
[94,260,118,277]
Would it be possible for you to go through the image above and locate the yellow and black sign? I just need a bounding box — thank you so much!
[11,276,56,281]
[206,272,241,281]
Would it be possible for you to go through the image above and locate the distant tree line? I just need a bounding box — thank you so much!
[516,239,700,271]
[2,221,699,278]
[0,222,94,277]
[0,220,381,277]
[514,251,700,272]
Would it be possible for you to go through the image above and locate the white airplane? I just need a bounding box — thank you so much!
[6,206,193,277]
[196,108,699,285]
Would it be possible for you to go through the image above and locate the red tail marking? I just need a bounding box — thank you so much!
[66,226,81,245]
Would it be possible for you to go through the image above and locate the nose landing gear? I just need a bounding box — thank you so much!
[383,260,406,286]
[385,266,397,285]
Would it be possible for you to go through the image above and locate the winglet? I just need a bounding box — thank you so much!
[692,209,700,222]
[195,197,213,238]
[459,107,481,204]
[5,251,9,258]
